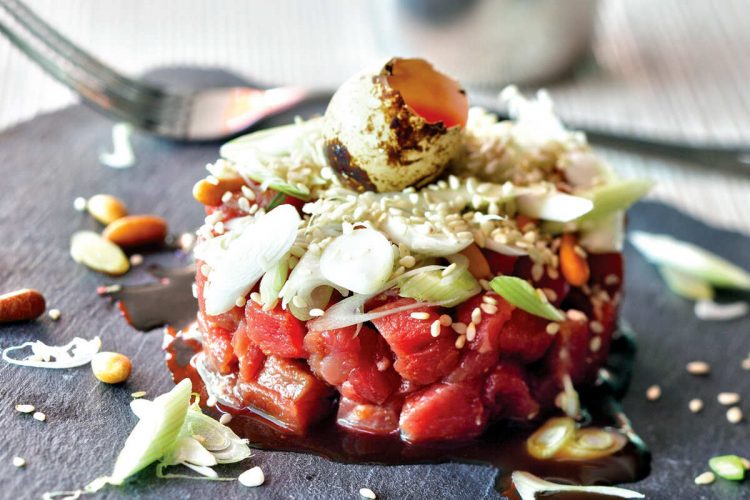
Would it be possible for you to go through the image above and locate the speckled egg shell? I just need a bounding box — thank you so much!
[323,58,465,193]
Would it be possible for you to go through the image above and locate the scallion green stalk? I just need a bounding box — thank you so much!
[489,276,565,322]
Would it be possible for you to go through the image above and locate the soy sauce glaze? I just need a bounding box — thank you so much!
[163,327,650,498]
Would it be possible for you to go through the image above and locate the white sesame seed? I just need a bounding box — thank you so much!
[589,336,602,353]
[439,314,452,327]
[466,322,477,342]
[221,191,233,203]
[686,361,711,376]
[12,457,26,468]
[74,197,88,211]
[309,308,325,317]
[482,295,497,306]
[129,254,144,266]
[206,175,220,185]
[471,308,482,325]
[219,413,233,425]
[214,221,225,234]
[742,358,750,370]
[455,335,467,349]
[45,308,61,321]
[410,312,430,320]
[542,288,558,304]
[694,471,715,485]
[430,320,441,338]
[689,398,704,413]
[452,322,467,335]
[727,406,743,424]
[191,283,199,298]
[566,309,587,322]
[241,185,256,200]
[718,392,741,406]
[545,323,560,335]
[590,321,604,334]
[250,292,262,305]
[399,255,416,268]
[604,274,620,286]
[646,385,661,401]
[531,264,544,282]
[33,411,46,422]
[15,404,35,413]
[238,466,265,487]
[179,232,196,252]
[130,391,147,399]
[206,396,217,407]
[359,488,377,499]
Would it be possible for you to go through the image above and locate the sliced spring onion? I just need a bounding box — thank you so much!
[526,417,575,459]
[99,122,135,169]
[512,471,644,500]
[180,400,251,463]
[203,204,300,315]
[279,250,341,320]
[516,191,593,222]
[577,179,653,222]
[382,215,473,257]
[259,257,289,310]
[629,231,750,290]
[320,228,395,294]
[694,300,749,321]
[483,238,529,257]
[658,267,714,301]
[106,379,193,485]
[489,276,565,321]
[306,265,445,331]
[2,336,101,369]
[708,455,746,481]
[555,428,628,461]
[399,265,481,308]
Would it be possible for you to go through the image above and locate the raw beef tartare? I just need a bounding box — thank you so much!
[188,58,647,443]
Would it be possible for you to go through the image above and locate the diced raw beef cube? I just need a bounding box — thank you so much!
[482,361,539,421]
[236,355,333,434]
[371,299,459,385]
[336,396,402,436]
[399,382,487,442]
[245,300,306,358]
[498,308,555,363]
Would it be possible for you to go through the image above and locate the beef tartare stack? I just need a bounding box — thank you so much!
[188,58,649,443]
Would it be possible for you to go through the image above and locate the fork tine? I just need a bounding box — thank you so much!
[2,0,165,100]
[0,14,185,133]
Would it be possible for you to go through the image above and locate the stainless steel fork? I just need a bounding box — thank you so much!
[0,0,311,140]
[1,0,750,170]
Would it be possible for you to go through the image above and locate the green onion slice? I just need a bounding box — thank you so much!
[526,417,576,459]
[630,231,750,290]
[577,179,653,222]
[399,265,481,308]
[490,276,565,321]
[512,471,644,499]
[708,455,746,481]
[658,266,714,301]
[259,257,289,310]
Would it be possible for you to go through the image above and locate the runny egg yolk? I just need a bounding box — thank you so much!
[385,58,469,129]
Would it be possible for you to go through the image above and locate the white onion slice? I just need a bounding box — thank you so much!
[203,204,300,315]
[517,191,593,222]
[512,471,644,500]
[2,336,101,369]
[382,216,473,256]
[320,228,394,294]
[694,300,749,321]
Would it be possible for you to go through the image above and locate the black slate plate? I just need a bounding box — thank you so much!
[1,69,749,500]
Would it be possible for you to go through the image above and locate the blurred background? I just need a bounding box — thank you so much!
[1,0,749,233]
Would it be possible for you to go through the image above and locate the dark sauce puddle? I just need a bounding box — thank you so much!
[103,266,650,498]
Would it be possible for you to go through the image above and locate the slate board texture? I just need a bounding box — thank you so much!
[1,69,749,500]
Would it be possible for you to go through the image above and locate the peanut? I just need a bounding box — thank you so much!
[0,288,46,323]
[87,194,128,225]
[102,215,167,248]
[192,177,246,206]
[91,351,132,384]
